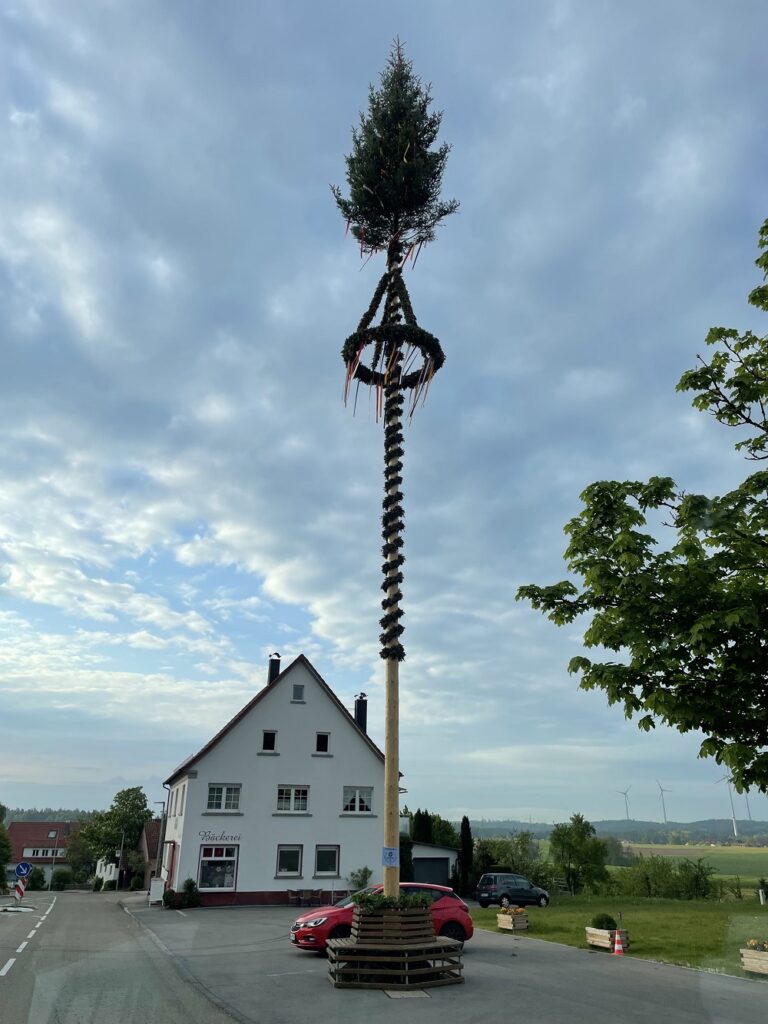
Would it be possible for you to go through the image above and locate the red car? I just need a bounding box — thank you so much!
[290,883,474,952]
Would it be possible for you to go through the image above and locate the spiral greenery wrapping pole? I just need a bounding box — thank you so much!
[341,248,444,660]
[380,255,406,661]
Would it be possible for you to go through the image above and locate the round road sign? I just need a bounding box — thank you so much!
[15,862,32,878]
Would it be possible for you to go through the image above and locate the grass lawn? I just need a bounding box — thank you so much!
[471,895,768,977]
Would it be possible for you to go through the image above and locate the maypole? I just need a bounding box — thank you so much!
[333,42,458,897]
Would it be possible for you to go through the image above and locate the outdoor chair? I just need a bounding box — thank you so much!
[287,889,300,906]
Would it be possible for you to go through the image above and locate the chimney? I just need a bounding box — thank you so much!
[354,692,368,733]
[268,653,281,685]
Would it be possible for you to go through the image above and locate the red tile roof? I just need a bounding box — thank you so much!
[8,821,75,863]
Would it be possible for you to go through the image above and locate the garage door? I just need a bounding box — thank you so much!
[413,857,450,886]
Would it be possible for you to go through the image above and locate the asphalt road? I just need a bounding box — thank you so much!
[126,898,767,1024]
[0,892,234,1024]
[3,892,765,1024]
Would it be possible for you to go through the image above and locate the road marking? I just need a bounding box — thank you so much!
[175,910,187,917]
[0,958,15,977]
[16,942,28,953]
[27,931,36,940]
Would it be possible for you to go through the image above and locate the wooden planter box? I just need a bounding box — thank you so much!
[740,948,768,975]
[327,906,463,990]
[497,913,529,931]
[350,906,435,945]
[585,927,630,951]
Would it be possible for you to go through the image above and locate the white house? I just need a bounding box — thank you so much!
[161,654,385,906]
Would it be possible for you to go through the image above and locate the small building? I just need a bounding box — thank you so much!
[139,819,163,889]
[161,654,385,906]
[7,821,72,885]
[411,841,459,887]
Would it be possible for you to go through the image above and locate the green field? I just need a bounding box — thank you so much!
[627,844,768,887]
[472,895,768,977]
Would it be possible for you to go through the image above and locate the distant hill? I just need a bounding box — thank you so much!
[468,818,768,844]
[3,808,96,825]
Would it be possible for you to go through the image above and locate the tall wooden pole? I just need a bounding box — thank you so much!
[381,240,405,897]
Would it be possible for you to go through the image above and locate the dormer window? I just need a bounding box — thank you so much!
[292,683,305,702]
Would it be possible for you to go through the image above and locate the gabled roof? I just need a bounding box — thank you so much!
[8,821,75,862]
[165,654,383,785]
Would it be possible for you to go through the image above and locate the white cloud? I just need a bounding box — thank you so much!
[47,78,101,135]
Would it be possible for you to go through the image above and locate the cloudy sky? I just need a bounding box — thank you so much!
[2,0,766,825]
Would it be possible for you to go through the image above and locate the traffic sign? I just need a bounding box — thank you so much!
[15,862,32,878]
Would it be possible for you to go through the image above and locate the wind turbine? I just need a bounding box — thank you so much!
[716,776,739,838]
[656,780,671,825]
[743,790,753,822]
[617,786,631,821]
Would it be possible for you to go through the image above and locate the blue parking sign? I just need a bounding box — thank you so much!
[16,862,32,878]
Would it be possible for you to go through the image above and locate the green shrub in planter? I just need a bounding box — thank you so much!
[102,880,117,891]
[162,888,177,909]
[351,890,431,914]
[181,878,202,908]
[92,876,103,892]
[129,875,144,891]
[591,913,618,930]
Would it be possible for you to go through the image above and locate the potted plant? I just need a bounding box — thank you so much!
[741,939,768,975]
[497,906,529,931]
[585,913,630,951]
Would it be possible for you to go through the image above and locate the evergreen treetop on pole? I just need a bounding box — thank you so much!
[332,40,458,257]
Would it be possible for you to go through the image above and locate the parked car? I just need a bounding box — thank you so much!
[475,872,550,908]
[290,882,474,952]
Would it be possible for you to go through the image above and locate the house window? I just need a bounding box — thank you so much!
[315,845,339,877]
[276,845,303,876]
[292,683,305,701]
[207,784,241,811]
[316,732,330,753]
[262,730,277,751]
[180,784,186,815]
[277,786,308,812]
[198,845,238,890]
[343,786,373,813]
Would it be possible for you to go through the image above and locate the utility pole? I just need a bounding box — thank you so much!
[46,829,59,890]
[117,829,126,889]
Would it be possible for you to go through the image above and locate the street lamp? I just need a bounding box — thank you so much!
[47,830,59,890]
[117,829,126,890]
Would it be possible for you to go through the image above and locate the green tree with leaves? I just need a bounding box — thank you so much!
[80,787,152,864]
[549,814,608,894]
[334,42,457,897]
[430,814,459,848]
[518,218,768,792]
[64,830,94,877]
[0,818,11,883]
